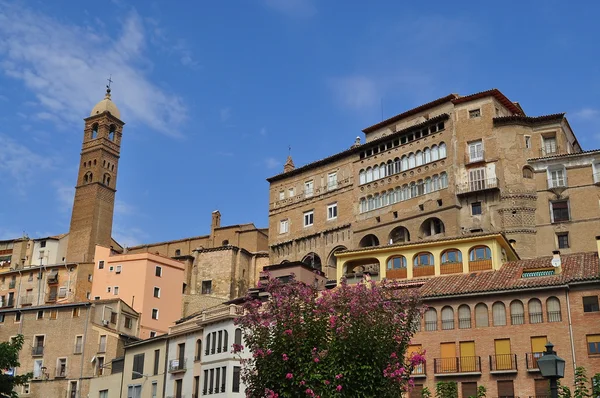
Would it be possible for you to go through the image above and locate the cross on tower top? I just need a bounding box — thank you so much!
[106,75,113,94]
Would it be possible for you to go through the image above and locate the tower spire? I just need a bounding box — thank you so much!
[283,146,295,173]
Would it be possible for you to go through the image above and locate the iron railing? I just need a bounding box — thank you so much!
[547,311,561,322]
[456,177,499,195]
[529,312,543,324]
[168,358,187,373]
[526,352,543,370]
[458,318,472,329]
[489,354,518,371]
[434,356,481,374]
[511,314,525,325]
[411,361,426,376]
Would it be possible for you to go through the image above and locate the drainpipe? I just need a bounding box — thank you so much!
[79,304,91,398]
[162,339,169,398]
[565,288,577,376]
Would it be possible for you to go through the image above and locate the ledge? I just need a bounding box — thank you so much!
[490,369,518,375]
[434,372,481,377]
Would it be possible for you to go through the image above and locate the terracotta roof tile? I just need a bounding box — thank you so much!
[493,113,565,127]
[527,148,600,162]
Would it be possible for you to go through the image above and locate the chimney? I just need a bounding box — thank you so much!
[551,250,562,275]
[283,156,295,173]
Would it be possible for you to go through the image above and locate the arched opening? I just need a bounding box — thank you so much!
[546,297,561,322]
[359,234,379,248]
[413,252,434,277]
[234,328,242,346]
[528,298,543,324]
[91,123,98,139]
[420,217,445,238]
[492,301,506,326]
[388,226,410,244]
[458,305,471,329]
[83,174,88,183]
[342,258,380,283]
[386,256,407,279]
[301,252,322,271]
[424,308,437,331]
[468,245,492,271]
[326,246,347,273]
[522,166,534,179]
[440,249,463,274]
[475,303,489,327]
[108,125,116,141]
[441,306,454,330]
[195,339,202,360]
[175,249,181,256]
[222,240,229,246]
[510,300,524,325]
[103,173,111,186]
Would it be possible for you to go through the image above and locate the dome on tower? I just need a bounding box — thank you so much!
[90,88,121,119]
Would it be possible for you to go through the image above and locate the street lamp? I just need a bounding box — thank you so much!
[537,342,565,398]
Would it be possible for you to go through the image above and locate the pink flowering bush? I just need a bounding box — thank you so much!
[235,277,424,397]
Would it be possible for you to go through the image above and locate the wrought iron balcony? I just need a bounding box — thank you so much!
[456,177,499,195]
[489,354,518,373]
[434,356,481,375]
[411,361,426,377]
[168,358,187,373]
[525,352,543,370]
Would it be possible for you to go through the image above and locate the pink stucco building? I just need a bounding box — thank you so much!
[91,245,185,338]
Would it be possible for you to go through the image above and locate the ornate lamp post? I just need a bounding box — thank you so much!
[537,342,566,398]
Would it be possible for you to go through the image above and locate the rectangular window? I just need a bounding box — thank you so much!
[548,167,566,188]
[109,266,114,272]
[327,203,338,220]
[99,335,107,353]
[99,390,108,398]
[74,336,83,354]
[468,168,486,192]
[303,210,314,227]
[14,312,20,323]
[22,383,30,394]
[113,286,119,295]
[107,286,111,293]
[153,349,160,375]
[151,308,159,320]
[278,191,285,200]
[110,312,117,324]
[201,280,212,295]
[33,359,44,378]
[72,307,80,318]
[0,314,5,323]
[37,310,44,320]
[153,287,160,298]
[304,180,314,198]
[132,353,145,379]
[587,334,600,355]
[525,135,532,149]
[56,358,67,377]
[96,356,105,376]
[551,200,570,222]
[557,233,569,249]
[98,260,104,269]
[40,241,46,248]
[288,187,295,197]
[49,309,57,320]
[469,109,481,118]
[461,382,477,398]
[127,385,142,398]
[497,380,514,397]
[583,296,599,312]
[125,316,132,329]
[543,136,557,155]
[468,140,484,162]
[155,266,162,277]
[232,366,241,393]
[279,219,289,234]
[149,331,156,338]
[327,172,338,190]
[471,202,482,215]
[116,265,122,274]
[151,382,157,398]
[535,379,549,397]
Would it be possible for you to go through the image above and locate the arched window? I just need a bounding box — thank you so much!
[394,157,401,174]
[440,172,448,188]
[196,339,202,360]
[103,173,111,186]
[234,328,242,346]
[401,155,408,171]
[367,196,374,211]
[359,234,379,248]
[424,177,432,194]
[475,303,489,327]
[205,333,211,356]
[432,174,439,191]
[546,297,561,322]
[417,179,424,196]
[359,170,366,185]
[441,306,454,330]
[402,184,410,200]
[380,163,387,178]
[373,165,380,180]
[389,226,410,244]
[91,123,98,139]
[424,308,437,331]
[492,302,506,326]
[528,298,543,324]
[175,249,181,256]
[416,150,423,166]
[382,191,389,206]
[388,189,395,205]
[366,167,373,183]
[439,142,447,158]
[302,252,322,271]
[413,252,434,266]
[420,218,445,237]
[393,187,401,203]
[431,145,439,161]
[441,249,462,264]
[522,166,534,179]
[89,172,93,181]
[387,256,407,269]
[458,305,471,329]
[469,246,491,261]
[222,240,229,246]
[108,125,116,141]
[84,174,89,183]
[222,330,229,352]
[408,153,416,169]
[374,193,381,208]
[360,198,367,213]
[424,147,431,163]
[510,300,525,325]
[387,160,394,176]
[410,182,417,198]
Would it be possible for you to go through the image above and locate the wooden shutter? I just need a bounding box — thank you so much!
[530,336,547,353]
[440,342,456,372]
[461,382,477,398]
[497,380,514,397]
[459,341,477,372]
[409,384,423,398]
[535,379,549,396]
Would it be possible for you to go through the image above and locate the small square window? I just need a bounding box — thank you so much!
[327,203,338,220]
[110,312,117,324]
[303,210,314,227]
[469,109,481,118]
[40,241,46,248]
[583,296,599,313]
[153,287,160,298]
[150,331,157,338]
[279,219,289,234]
[151,309,159,320]
[113,287,119,295]
[109,266,114,272]
[98,261,104,270]
[557,233,569,249]
[155,266,162,277]
[124,316,132,329]
[587,335,600,355]
[115,265,122,274]
[471,202,482,215]
[37,310,44,320]
[551,200,570,223]
[201,281,212,295]
[288,187,295,197]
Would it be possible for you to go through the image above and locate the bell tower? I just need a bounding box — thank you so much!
[66,86,125,263]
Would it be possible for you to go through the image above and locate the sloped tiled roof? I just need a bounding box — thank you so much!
[414,252,599,299]
[493,113,565,127]
[527,148,600,162]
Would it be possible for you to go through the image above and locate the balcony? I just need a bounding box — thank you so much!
[526,352,543,371]
[343,271,380,284]
[8,280,16,289]
[440,262,463,275]
[386,268,407,279]
[20,295,34,306]
[468,259,493,272]
[489,354,518,373]
[46,293,57,303]
[434,356,481,376]
[32,346,44,356]
[413,265,435,278]
[411,361,426,377]
[168,358,187,373]
[47,272,58,285]
[456,177,499,196]
[1,298,15,308]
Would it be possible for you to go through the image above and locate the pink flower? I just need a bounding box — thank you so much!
[305,388,314,396]
[300,380,306,386]
[335,374,343,379]
[336,385,342,392]
[282,353,288,361]
[286,373,293,379]
[284,329,293,336]
[313,357,319,363]
[324,380,330,385]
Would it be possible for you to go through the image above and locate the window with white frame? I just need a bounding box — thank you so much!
[153,287,160,298]
[155,266,162,277]
[468,140,484,162]
[593,162,600,183]
[547,166,567,188]
[115,265,122,274]
[113,286,119,295]
[279,219,289,234]
[303,210,314,227]
[327,203,338,220]
[278,191,284,200]
[288,187,295,197]
[543,135,557,155]
[151,308,159,320]
[106,287,111,293]
[327,172,338,190]
[304,180,314,197]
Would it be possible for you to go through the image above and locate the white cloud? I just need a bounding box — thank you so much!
[263,0,316,17]
[0,3,187,137]
[53,181,75,213]
[112,224,149,248]
[114,199,137,216]
[328,76,379,110]
[265,157,281,169]
[572,108,600,120]
[0,134,55,194]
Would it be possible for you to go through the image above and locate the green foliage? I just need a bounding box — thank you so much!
[574,366,591,398]
[236,277,424,398]
[476,385,486,398]
[421,386,432,398]
[0,335,31,398]
[435,381,458,398]
[559,385,572,398]
[592,373,600,397]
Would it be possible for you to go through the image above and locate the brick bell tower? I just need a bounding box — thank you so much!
[66,85,124,263]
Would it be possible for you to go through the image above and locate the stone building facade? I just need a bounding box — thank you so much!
[267,89,599,278]
[0,299,140,398]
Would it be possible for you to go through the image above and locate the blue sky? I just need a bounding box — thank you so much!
[0,0,599,246]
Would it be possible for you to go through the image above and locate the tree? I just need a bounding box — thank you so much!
[0,335,31,398]
[435,381,458,398]
[574,366,591,398]
[235,277,424,398]
[421,386,432,398]
[592,373,600,398]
